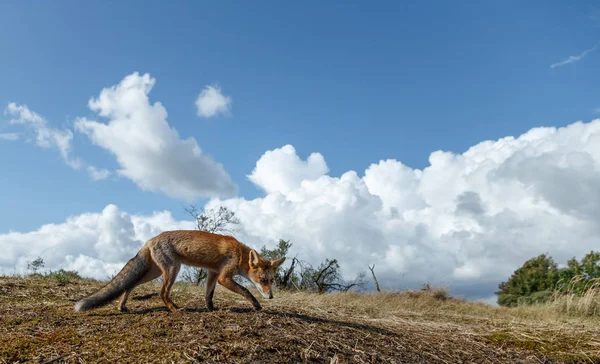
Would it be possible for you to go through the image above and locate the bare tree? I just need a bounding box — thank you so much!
[259,239,299,289]
[180,205,241,285]
[300,258,366,294]
[184,205,241,234]
[368,264,381,292]
[280,256,298,289]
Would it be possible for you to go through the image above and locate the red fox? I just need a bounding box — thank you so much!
[74,230,286,313]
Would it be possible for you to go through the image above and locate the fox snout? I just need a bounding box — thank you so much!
[251,281,273,299]
[260,287,273,299]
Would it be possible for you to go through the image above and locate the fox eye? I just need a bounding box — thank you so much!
[260,278,268,284]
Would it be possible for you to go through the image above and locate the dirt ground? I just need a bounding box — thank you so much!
[0,277,598,363]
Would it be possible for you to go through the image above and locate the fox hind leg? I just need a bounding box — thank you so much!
[205,270,218,311]
[159,263,182,313]
[118,290,130,312]
[118,264,161,312]
[150,245,184,313]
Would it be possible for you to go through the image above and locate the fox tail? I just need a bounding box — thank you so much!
[74,248,151,312]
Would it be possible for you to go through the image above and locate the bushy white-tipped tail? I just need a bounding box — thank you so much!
[73,251,150,312]
[74,300,86,312]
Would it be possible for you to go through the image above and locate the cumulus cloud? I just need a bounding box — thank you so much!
[3,103,110,180]
[0,204,194,279]
[248,144,329,195]
[74,72,237,201]
[195,84,232,118]
[205,118,600,300]
[4,118,600,301]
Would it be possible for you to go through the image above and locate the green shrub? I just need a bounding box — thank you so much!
[44,269,83,285]
[517,290,553,306]
[497,293,519,307]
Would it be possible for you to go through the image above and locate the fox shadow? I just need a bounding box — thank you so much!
[262,310,398,336]
[79,293,397,336]
[83,305,398,336]
[124,307,396,337]
[85,306,213,317]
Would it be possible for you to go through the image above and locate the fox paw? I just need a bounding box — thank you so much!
[169,307,185,314]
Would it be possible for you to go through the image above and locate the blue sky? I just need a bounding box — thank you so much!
[2,1,598,232]
[1,1,600,299]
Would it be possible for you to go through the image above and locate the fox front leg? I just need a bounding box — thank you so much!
[218,276,262,311]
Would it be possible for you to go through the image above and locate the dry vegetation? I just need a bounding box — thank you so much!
[552,278,600,317]
[1,275,600,363]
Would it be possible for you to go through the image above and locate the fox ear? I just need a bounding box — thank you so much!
[249,250,260,268]
[271,257,286,270]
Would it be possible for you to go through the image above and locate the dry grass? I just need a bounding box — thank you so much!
[276,288,600,361]
[550,278,600,317]
[1,276,600,363]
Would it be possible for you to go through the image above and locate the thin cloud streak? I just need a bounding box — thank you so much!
[550,43,599,69]
[0,133,19,141]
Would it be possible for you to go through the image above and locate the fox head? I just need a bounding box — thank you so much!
[247,250,286,299]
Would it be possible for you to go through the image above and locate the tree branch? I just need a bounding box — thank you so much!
[368,264,381,292]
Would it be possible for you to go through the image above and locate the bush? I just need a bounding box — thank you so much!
[496,253,559,306]
[497,251,600,307]
[26,257,45,274]
[44,269,83,285]
[497,293,519,307]
[517,290,553,306]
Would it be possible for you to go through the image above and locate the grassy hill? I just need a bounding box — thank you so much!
[1,275,599,363]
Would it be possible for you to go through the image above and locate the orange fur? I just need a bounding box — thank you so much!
[74,230,286,313]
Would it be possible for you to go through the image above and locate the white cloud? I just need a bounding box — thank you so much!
[550,43,598,68]
[3,103,109,180]
[204,118,600,300]
[248,144,329,195]
[0,204,194,279]
[75,72,237,201]
[0,132,19,141]
[5,102,81,169]
[195,84,232,118]
[87,166,111,181]
[4,118,600,302]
